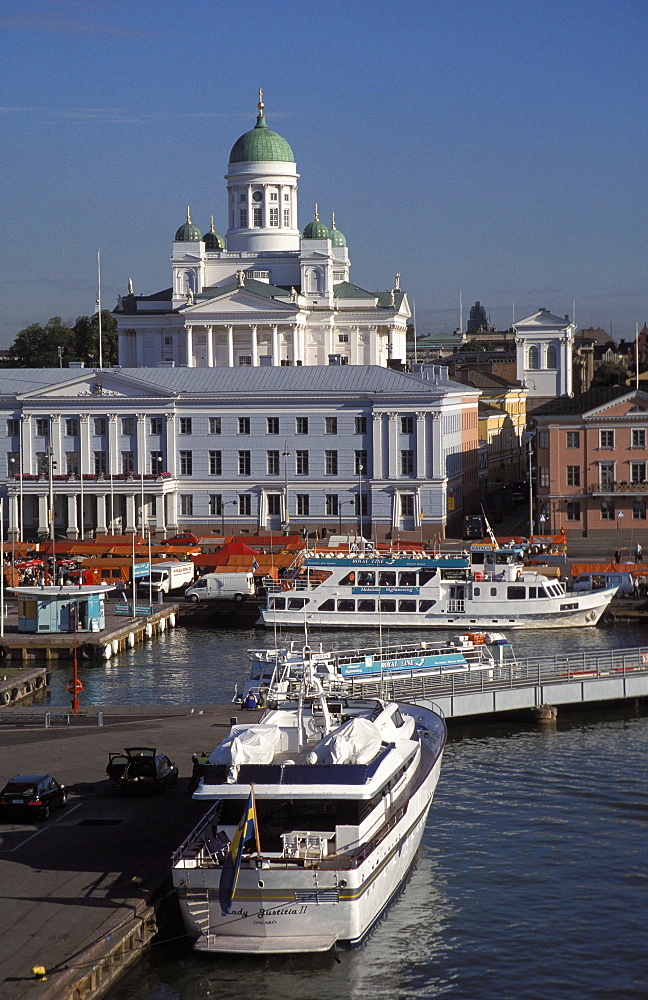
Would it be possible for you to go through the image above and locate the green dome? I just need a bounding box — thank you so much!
[175,206,202,242]
[303,204,330,239]
[330,212,347,247]
[203,216,224,250]
[229,113,294,164]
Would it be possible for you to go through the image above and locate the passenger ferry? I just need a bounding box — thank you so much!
[172,668,446,953]
[260,545,616,630]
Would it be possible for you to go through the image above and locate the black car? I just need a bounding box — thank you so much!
[0,774,68,821]
[106,747,179,791]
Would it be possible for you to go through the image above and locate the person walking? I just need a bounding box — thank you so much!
[614,548,621,564]
[635,542,643,563]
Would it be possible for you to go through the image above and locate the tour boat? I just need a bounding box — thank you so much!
[260,545,616,630]
[172,669,446,954]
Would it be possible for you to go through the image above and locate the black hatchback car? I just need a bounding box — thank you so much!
[106,747,179,792]
[0,774,68,821]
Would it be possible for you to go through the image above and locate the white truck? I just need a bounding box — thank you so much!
[185,571,256,603]
[136,561,195,595]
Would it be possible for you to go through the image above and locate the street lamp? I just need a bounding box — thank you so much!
[48,445,57,584]
[282,444,290,534]
[221,499,237,536]
[8,458,16,575]
[357,458,365,541]
[338,499,354,535]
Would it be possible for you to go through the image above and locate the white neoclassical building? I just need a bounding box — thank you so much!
[514,308,576,398]
[116,92,409,369]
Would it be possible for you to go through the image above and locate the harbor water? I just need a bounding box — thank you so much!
[47,620,648,1000]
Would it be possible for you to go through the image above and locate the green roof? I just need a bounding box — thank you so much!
[333,281,376,300]
[175,207,201,242]
[330,213,347,247]
[303,204,330,239]
[203,217,224,250]
[229,113,294,164]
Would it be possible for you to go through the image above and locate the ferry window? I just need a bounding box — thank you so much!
[471,552,485,565]
[357,600,375,612]
[418,569,437,585]
[357,571,375,586]
[378,572,396,586]
[379,600,396,612]
[560,603,578,611]
[340,572,356,585]
[318,599,335,611]
[101,569,110,578]
[539,589,550,598]
[490,588,497,596]
[398,572,417,586]
[337,599,355,612]
[398,600,417,612]
[528,587,537,598]
[391,709,406,727]
[287,598,307,610]
[419,600,436,611]
[507,586,526,600]
[269,597,285,609]
[473,587,480,595]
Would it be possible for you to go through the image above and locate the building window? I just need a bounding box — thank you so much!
[355,492,369,516]
[94,451,107,475]
[150,451,163,475]
[267,450,280,475]
[239,494,251,516]
[66,452,79,476]
[179,451,193,475]
[599,463,615,488]
[631,461,646,485]
[65,419,78,437]
[94,418,106,436]
[6,451,18,476]
[209,450,222,475]
[238,451,251,476]
[539,467,550,488]
[401,416,414,434]
[338,333,349,343]
[180,494,193,516]
[164,336,173,346]
[326,495,339,516]
[295,450,309,476]
[7,419,19,436]
[267,493,281,516]
[355,417,367,435]
[206,417,221,435]
[296,494,310,516]
[269,191,278,201]
[35,418,50,437]
[547,345,557,368]
[296,417,309,434]
[599,430,614,449]
[238,355,252,366]
[238,416,250,434]
[150,417,163,435]
[528,346,539,370]
[566,431,580,448]
[209,494,222,516]
[537,430,549,448]
[633,498,646,520]
[240,209,247,227]
[600,499,615,520]
[566,465,580,487]
[253,207,262,227]
[267,417,279,434]
[283,208,290,227]
[325,450,338,475]
[632,428,646,449]
[269,207,279,226]
[121,418,134,436]
[355,450,367,475]
[325,417,337,435]
[179,418,192,435]
[400,494,415,517]
[121,451,134,474]
[401,450,414,475]
[566,502,581,521]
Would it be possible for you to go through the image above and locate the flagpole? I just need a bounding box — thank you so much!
[97,250,103,370]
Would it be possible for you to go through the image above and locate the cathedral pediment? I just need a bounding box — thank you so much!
[181,290,301,318]
[17,371,178,401]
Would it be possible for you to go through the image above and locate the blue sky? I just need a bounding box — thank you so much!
[1,0,646,348]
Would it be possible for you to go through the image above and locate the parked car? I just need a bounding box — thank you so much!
[106,747,179,791]
[0,773,67,820]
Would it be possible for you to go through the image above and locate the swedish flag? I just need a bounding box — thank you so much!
[218,788,258,915]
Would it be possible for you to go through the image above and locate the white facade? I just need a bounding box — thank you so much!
[116,98,409,369]
[514,308,576,397]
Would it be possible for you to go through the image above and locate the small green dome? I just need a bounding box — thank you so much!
[330,212,347,247]
[175,206,202,242]
[230,94,294,164]
[203,216,224,250]
[303,204,330,239]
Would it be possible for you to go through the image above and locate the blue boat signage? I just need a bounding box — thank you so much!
[132,562,151,578]
[339,651,467,677]
[351,586,420,595]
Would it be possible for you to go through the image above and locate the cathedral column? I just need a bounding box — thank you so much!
[185,326,194,367]
[387,412,398,479]
[206,325,214,367]
[416,412,427,479]
[8,493,19,540]
[125,494,136,534]
[167,492,179,531]
[156,490,167,533]
[37,494,48,535]
[165,412,177,478]
[291,325,299,365]
[227,326,234,367]
[272,325,279,365]
[251,325,258,366]
[96,494,107,535]
[22,415,33,473]
[431,412,442,477]
[372,413,383,480]
[67,494,78,539]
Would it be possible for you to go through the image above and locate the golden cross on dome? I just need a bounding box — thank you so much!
[257,88,264,113]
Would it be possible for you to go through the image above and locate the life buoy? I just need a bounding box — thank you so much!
[516,570,523,581]
[473,571,484,582]
[282,580,294,591]
[66,678,84,694]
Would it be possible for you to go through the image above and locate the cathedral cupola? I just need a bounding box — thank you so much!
[302,204,330,240]
[175,206,202,242]
[329,212,347,247]
[203,216,225,250]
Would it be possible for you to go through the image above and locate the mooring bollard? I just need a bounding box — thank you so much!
[44,711,51,729]
[97,711,104,727]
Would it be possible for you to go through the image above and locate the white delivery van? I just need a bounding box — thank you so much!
[572,571,635,597]
[185,571,256,603]
[137,561,195,595]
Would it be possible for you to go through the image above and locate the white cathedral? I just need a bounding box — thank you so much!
[116,92,410,369]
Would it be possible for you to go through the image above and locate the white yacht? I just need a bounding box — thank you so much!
[172,672,446,954]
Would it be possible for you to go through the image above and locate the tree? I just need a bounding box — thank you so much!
[591,361,630,386]
[72,311,119,367]
[458,339,486,352]
[10,317,74,367]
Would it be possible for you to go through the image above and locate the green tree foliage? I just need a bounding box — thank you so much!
[10,311,118,368]
[458,338,486,352]
[591,361,630,386]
